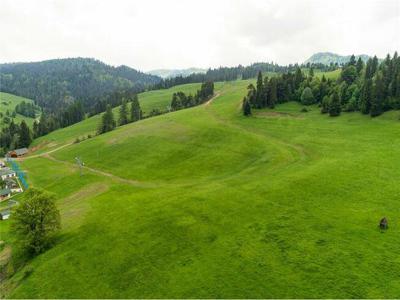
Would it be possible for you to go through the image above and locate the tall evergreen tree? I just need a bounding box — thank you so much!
[130,95,142,122]
[268,78,277,108]
[98,105,116,134]
[19,120,32,148]
[256,71,264,108]
[119,99,129,125]
[348,54,356,66]
[370,72,385,117]
[328,90,341,117]
[360,79,373,114]
[242,97,252,116]
[356,57,364,74]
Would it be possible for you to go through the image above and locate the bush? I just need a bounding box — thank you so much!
[300,107,309,112]
[301,87,315,105]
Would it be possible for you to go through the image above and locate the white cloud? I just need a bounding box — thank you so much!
[0,0,399,70]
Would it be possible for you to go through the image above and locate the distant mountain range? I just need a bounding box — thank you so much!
[305,52,371,65]
[147,68,207,78]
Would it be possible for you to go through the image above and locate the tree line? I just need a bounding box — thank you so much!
[243,52,400,117]
[0,120,32,155]
[14,101,39,118]
[98,94,142,134]
[170,82,215,111]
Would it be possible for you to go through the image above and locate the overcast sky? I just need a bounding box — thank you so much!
[0,0,399,71]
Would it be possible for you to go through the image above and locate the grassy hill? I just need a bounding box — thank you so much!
[30,82,224,154]
[2,77,400,298]
[0,92,39,128]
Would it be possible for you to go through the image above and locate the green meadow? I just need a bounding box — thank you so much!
[0,92,39,128]
[2,76,400,298]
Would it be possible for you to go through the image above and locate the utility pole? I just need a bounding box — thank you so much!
[75,157,84,176]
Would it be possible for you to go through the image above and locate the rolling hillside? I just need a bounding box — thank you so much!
[1,78,400,298]
[29,82,224,154]
[0,92,39,128]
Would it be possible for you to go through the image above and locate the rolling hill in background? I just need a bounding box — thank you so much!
[305,52,371,65]
[0,58,162,111]
[1,69,400,297]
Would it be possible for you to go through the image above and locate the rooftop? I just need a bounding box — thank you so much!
[0,189,11,196]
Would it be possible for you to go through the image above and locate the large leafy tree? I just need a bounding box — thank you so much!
[300,87,315,105]
[11,188,61,256]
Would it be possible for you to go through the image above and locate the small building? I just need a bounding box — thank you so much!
[5,178,22,193]
[7,148,28,158]
[0,210,11,220]
[0,169,16,180]
[0,189,11,201]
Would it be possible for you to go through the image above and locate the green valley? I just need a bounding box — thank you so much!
[1,78,400,298]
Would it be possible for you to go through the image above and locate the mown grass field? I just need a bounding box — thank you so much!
[30,82,224,154]
[3,71,400,298]
[0,92,39,128]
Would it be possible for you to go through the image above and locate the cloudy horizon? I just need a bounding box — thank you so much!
[1,0,399,71]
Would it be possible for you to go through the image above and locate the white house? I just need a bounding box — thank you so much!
[0,169,16,180]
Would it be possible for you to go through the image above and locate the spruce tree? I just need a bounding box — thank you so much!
[256,71,263,108]
[242,97,252,116]
[119,99,129,125]
[130,95,142,122]
[328,90,341,117]
[19,120,32,147]
[98,105,116,134]
[268,78,277,108]
[370,72,385,117]
[348,54,356,66]
[309,67,314,78]
[360,79,373,114]
[356,57,364,74]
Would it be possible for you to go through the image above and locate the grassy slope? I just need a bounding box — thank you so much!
[5,73,400,297]
[0,92,38,128]
[30,82,224,154]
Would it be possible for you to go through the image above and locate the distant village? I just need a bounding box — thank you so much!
[0,147,28,220]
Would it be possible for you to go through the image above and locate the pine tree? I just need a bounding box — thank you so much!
[356,57,364,74]
[98,105,116,134]
[370,72,385,117]
[321,95,330,114]
[242,97,252,116]
[360,79,373,114]
[130,95,142,122]
[348,54,356,66]
[19,120,32,147]
[246,84,257,108]
[268,78,277,108]
[328,90,341,117]
[256,71,264,108]
[119,99,129,125]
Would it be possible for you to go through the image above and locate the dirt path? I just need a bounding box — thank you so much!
[204,92,221,106]
[43,154,157,188]
[20,142,74,160]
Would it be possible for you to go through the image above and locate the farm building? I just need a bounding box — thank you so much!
[0,209,10,220]
[0,169,16,180]
[7,148,28,158]
[0,189,11,201]
[5,178,22,193]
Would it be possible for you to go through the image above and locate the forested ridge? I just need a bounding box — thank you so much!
[0,58,161,112]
